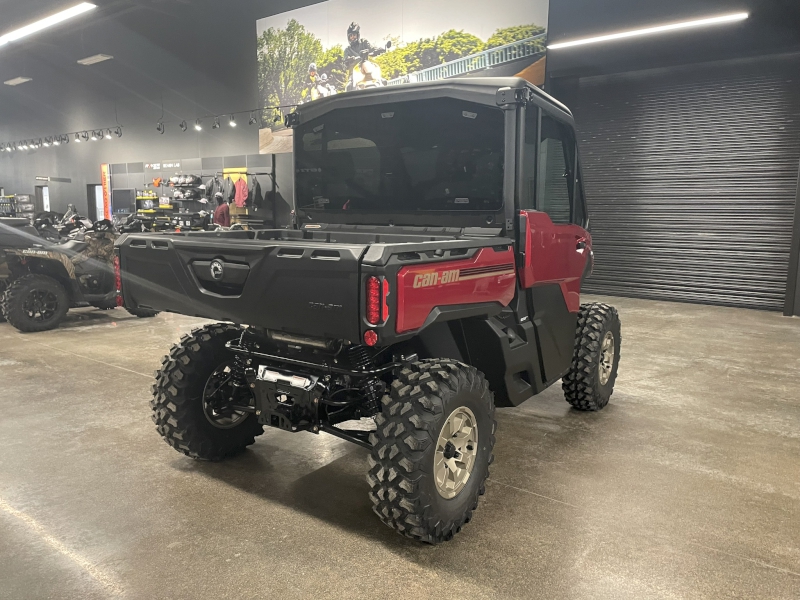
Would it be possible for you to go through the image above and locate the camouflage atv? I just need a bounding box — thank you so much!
[0,217,42,324]
[1,220,159,332]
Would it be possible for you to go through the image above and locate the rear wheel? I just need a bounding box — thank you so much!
[1,274,70,332]
[151,323,264,461]
[562,303,621,411]
[368,359,496,544]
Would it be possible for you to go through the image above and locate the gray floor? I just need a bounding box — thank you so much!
[0,296,798,600]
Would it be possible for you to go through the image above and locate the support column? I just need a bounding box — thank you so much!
[784,158,800,316]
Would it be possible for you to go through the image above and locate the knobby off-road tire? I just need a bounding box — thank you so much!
[151,323,264,461]
[368,359,496,544]
[0,280,7,322]
[562,303,621,411]
[1,274,70,333]
[125,306,159,318]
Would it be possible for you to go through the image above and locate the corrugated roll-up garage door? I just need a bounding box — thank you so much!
[554,54,800,310]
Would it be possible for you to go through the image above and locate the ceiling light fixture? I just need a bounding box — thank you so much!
[105,129,112,139]
[0,3,97,48]
[212,116,220,129]
[249,112,257,125]
[0,3,96,49]
[194,119,202,131]
[90,130,99,141]
[179,120,187,132]
[53,136,61,146]
[114,127,122,138]
[4,77,32,86]
[547,12,749,49]
[74,133,81,143]
[43,137,51,147]
[229,114,236,127]
[77,53,112,66]
[156,121,165,134]
[81,131,89,142]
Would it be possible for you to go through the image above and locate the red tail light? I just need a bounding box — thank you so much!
[382,279,390,321]
[364,330,378,346]
[366,276,381,325]
[114,255,124,307]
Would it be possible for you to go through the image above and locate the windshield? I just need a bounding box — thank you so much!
[295,98,505,214]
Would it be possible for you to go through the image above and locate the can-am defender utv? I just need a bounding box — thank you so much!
[2,219,158,332]
[118,78,621,544]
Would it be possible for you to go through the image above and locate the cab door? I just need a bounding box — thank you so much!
[517,104,591,385]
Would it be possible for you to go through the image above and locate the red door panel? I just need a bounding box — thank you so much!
[395,247,516,334]
[519,210,591,313]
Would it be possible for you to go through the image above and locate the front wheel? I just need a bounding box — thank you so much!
[562,303,621,411]
[1,274,70,332]
[368,359,496,544]
[151,323,264,461]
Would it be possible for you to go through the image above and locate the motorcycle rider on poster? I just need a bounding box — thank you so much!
[344,22,373,71]
[344,22,390,91]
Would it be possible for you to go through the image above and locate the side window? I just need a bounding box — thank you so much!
[520,106,538,210]
[537,115,575,224]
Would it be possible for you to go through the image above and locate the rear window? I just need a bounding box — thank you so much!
[295,98,505,213]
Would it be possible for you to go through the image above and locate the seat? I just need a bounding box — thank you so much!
[58,239,89,253]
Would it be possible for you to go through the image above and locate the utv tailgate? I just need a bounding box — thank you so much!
[117,231,367,341]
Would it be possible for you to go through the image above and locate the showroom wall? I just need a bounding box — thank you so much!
[546,0,800,313]
[0,0,322,213]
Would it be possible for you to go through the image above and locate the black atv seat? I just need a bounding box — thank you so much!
[58,239,89,253]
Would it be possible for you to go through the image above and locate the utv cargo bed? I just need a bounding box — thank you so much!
[117,226,503,341]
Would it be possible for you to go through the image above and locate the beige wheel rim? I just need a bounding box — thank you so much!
[434,406,479,499]
[599,331,615,385]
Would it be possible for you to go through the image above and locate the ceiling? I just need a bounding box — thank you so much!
[546,0,800,79]
[0,0,321,144]
[1,0,798,180]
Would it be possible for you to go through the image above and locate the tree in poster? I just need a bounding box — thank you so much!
[375,30,484,80]
[486,24,546,49]
[258,19,322,117]
[317,44,347,92]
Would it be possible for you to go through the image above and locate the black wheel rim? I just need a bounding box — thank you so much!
[21,289,59,322]
[202,362,254,429]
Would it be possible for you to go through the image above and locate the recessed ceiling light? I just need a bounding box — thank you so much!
[77,53,113,65]
[0,3,97,48]
[4,77,32,86]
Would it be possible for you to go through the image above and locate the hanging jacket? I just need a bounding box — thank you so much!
[224,177,236,202]
[234,178,249,208]
[205,176,223,199]
[249,176,263,210]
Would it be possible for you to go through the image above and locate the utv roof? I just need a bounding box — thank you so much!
[293,77,574,124]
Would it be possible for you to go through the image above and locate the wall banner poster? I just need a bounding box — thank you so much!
[256,0,549,153]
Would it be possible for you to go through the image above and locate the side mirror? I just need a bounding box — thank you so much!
[385,40,392,50]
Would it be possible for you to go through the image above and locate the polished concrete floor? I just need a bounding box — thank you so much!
[0,296,798,599]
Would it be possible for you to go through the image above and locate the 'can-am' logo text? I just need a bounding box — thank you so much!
[413,270,460,288]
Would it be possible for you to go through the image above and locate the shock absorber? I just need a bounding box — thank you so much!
[346,345,375,372]
[359,378,385,417]
[231,330,253,387]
